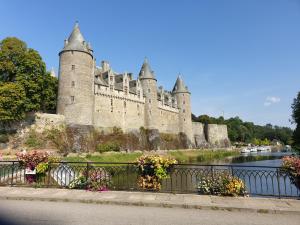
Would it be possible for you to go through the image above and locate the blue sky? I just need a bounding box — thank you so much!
[1,0,299,128]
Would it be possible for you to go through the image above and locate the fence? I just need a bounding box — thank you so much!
[0,161,299,198]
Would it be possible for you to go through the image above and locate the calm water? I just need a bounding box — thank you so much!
[163,151,300,197]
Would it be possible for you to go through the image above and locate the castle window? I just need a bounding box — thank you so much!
[124,101,126,108]
[71,81,75,87]
[183,109,185,113]
[183,100,185,105]
[110,76,113,82]
[110,85,113,91]
[71,65,75,70]
[124,86,128,94]
[71,96,75,103]
[138,91,140,98]
[111,99,113,112]
[148,89,150,93]
[149,99,151,103]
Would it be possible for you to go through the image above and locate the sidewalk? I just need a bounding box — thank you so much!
[0,187,299,215]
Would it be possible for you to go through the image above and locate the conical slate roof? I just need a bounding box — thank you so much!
[139,58,156,80]
[62,22,92,53]
[172,75,189,93]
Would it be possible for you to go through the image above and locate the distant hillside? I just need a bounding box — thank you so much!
[192,114,293,145]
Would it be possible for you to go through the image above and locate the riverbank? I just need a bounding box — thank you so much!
[64,149,240,163]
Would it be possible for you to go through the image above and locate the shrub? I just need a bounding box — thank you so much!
[25,130,43,148]
[0,134,9,143]
[96,141,120,153]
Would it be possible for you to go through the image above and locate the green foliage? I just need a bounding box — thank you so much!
[0,37,58,123]
[292,92,300,151]
[192,114,293,145]
[0,134,9,143]
[36,162,49,174]
[0,82,26,123]
[25,129,43,148]
[96,141,120,153]
[136,155,177,190]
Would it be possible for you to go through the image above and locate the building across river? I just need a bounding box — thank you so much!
[55,22,230,147]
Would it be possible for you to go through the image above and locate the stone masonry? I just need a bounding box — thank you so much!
[56,23,230,147]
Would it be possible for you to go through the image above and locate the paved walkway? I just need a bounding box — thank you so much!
[0,187,299,215]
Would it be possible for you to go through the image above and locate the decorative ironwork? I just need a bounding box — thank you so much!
[0,161,299,198]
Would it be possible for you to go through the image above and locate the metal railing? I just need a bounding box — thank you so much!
[0,161,299,198]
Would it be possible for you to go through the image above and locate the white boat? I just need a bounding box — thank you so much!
[241,148,251,153]
[257,146,267,152]
[250,147,257,152]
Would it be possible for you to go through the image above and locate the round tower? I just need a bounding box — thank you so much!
[57,22,94,125]
[173,75,194,144]
[139,58,159,129]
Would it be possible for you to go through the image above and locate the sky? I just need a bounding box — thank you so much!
[1,0,299,128]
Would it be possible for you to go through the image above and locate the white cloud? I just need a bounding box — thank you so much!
[264,96,281,106]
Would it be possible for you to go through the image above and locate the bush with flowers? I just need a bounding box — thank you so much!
[16,150,60,183]
[136,155,177,191]
[198,171,247,196]
[69,168,111,191]
[282,156,300,189]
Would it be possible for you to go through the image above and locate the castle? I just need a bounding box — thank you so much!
[56,23,230,148]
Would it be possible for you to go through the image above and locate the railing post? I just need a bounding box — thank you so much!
[86,162,90,190]
[47,163,51,188]
[276,168,281,199]
[11,161,15,186]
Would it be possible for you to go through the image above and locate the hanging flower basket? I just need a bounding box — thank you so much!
[282,156,300,190]
[136,155,177,191]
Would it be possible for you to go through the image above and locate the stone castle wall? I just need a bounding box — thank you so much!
[57,50,94,125]
[93,92,144,132]
[205,124,230,148]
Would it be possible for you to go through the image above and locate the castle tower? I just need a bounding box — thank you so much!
[139,58,159,129]
[173,75,194,144]
[57,22,95,125]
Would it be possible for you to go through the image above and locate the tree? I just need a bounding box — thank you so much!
[291,92,300,151]
[0,82,26,123]
[0,37,58,118]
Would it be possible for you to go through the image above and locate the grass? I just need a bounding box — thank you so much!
[169,150,240,163]
[64,150,239,164]
[64,152,143,164]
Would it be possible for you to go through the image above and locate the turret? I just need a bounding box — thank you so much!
[139,58,159,129]
[57,22,95,125]
[173,75,194,144]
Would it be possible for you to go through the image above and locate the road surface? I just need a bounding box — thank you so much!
[0,199,299,225]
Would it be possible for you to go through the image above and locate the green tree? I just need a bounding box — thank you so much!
[0,82,26,123]
[0,37,58,117]
[291,92,300,151]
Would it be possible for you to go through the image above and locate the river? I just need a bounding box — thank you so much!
[163,151,300,197]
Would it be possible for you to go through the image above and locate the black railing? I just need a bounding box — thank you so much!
[0,161,299,198]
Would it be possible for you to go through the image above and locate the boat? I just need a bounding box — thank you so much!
[241,148,250,153]
[250,147,257,152]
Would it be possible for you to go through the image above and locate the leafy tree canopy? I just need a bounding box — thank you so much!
[0,82,26,123]
[0,37,58,123]
[291,92,300,151]
[192,114,293,145]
